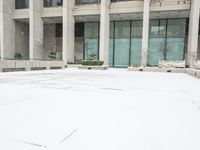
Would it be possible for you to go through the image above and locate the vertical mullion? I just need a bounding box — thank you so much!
[129,20,132,66]
[113,21,116,67]
[83,23,85,60]
[164,19,168,60]
[98,22,100,60]
[184,18,189,60]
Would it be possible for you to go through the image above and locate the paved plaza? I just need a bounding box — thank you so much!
[0,69,200,150]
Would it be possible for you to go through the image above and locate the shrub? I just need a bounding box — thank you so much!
[49,52,56,59]
[82,60,104,66]
[15,53,22,59]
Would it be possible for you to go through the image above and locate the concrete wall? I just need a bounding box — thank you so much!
[15,21,29,60]
[43,24,62,60]
[43,24,56,60]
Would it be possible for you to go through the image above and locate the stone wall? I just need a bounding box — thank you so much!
[43,24,62,60]
[0,60,64,72]
[15,21,29,59]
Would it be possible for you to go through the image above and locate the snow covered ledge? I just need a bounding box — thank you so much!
[194,61,200,70]
[0,60,64,72]
[128,61,186,73]
[158,61,186,68]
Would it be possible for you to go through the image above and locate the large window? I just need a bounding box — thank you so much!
[84,23,99,60]
[75,0,101,5]
[111,0,135,2]
[148,18,187,66]
[130,21,142,66]
[109,18,187,68]
[166,19,186,61]
[15,0,29,9]
[44,0,63,7]
[109,20,142,67]
[114,21,130,67]
[148,20,166,66]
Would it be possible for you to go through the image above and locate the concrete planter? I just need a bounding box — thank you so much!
[158,61,185,68]
[0,60,64,72]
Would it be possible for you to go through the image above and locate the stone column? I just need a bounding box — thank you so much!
[0,0,3,59]
[99,0,110,67]
[63,0,75,65]
[186,0,200,68]
[0,0,15,60]
[141,0,150,67]
[29,0,43,60]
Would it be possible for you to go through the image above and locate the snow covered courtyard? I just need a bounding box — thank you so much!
[0,68,200,150]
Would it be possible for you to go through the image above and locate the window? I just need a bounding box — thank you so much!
[84,23,99,60]
[56,24,62,37]
[166,19,186,61]
[111,0,135,2]
[130,21,142,66]
[75,0,101,5]
[44,0,63,7]
[109,20,142,67]
[148,19,187,66]
[148,20,166,66]
[114,21,130,67]
[15,0,29,9]
[75,23,84,37]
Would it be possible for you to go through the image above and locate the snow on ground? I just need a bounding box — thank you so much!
[0,68,200,150]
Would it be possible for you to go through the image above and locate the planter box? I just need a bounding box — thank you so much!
[78,65,108,70]
[158,61,185,68]
[0,60,64,72]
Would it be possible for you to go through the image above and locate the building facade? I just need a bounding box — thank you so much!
[0,0,200,68]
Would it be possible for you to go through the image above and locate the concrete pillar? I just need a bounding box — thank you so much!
[29,0,43,60]
[186,0,200,68]
[141,0,150,67]
[0,0,15,60]
[99,0,110,67]
[63,0,75,65]
[0,0,3,59]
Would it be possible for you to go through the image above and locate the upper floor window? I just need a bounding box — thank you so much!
[44,0,63,7]
[75,0,101,5]
[111,0,134,2]
[15,0,29,9]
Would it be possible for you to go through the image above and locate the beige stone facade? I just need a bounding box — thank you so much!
[0,0,200,70]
